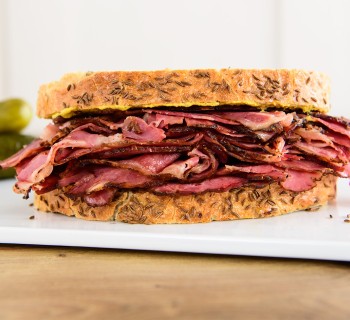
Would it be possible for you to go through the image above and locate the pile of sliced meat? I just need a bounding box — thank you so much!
[1,108,350,207]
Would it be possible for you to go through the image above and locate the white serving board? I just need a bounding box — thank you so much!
[0,179,350,261]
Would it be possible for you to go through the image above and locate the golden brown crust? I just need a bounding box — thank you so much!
[34,175,337,224]
[37,69,331,119]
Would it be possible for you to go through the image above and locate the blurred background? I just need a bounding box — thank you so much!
[0,0,349,135]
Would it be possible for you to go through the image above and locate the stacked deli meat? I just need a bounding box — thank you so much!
[1,69,349,224]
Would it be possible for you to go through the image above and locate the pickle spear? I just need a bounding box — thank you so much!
[0,133,35,179]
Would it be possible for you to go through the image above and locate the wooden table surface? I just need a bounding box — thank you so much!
[0,245,350,320]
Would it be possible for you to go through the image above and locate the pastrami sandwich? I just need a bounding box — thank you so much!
[1,69,349,224]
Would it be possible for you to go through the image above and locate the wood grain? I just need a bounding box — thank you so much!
[0,245,350,320]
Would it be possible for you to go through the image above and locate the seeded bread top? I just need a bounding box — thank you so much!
[37,69,331,119]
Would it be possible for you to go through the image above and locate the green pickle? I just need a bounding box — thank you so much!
[0,133,35,179]
[0,98,32,133]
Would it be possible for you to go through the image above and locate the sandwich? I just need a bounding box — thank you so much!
[1,69,349,224]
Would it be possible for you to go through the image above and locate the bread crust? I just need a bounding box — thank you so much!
[34,174,337,224]
[37,69,331,119]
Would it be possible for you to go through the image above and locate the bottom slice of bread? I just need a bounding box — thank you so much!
[34,174,337,224]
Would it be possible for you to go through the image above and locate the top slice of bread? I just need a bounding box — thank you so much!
[37,69,331,119]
